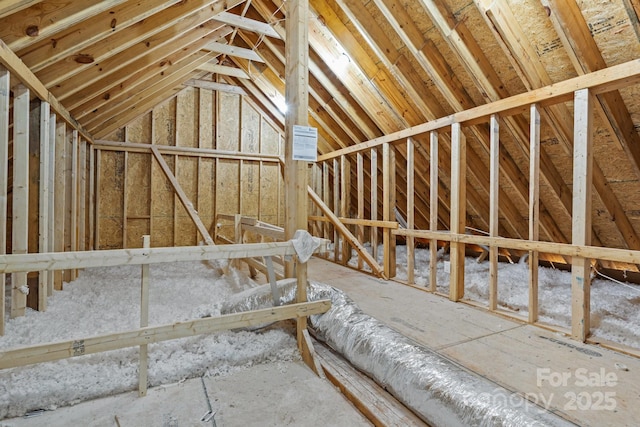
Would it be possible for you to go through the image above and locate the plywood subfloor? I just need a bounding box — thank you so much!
[307,257,640,427]
[3,361,371,427]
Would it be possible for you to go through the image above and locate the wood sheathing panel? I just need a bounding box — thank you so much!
[98,85,284,248]
[98,151,124,249]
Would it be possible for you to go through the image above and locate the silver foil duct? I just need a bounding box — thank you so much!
[222,280,575,427]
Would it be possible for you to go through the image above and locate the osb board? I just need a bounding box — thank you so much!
[150,156,175,248]
[98,151,124,250]
[125,152,151,217]
[198,158,216,232]
[260,118,280,154]
[199,88,215,150]
[215,159,240,240]
[217,92,240,151]
[126,112,152,144]
[241,160,260,218]
[176,87,198,148]
[126,218,149,249]
[241,101,260,154]
[153,97,176,146]
[260,162,280,227]
[174,156,198,246]
[102,127,124,142]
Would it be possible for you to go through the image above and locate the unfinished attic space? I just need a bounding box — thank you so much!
[2,0,640,425]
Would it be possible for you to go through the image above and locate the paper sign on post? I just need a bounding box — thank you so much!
[292,125,318,161]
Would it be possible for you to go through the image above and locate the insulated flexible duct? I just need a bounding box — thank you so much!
[222,280,575,427]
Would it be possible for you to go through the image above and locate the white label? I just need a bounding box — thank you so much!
[292,125,318,161]
[443,261,451,274]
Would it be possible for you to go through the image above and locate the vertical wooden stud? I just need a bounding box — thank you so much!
[54,121,66,289]
[70,131,78,279]
[450,123,466,302]
[47,113,56,296]
[357,153,364,269]
[572,89,593,342]
[122,151,129,249]
[88,146,95,250]
[0,65,9,332]
[370,148,378,262]
[333,158,340,261]
[38,101,51,311]
[406,138,415,284]
[78,140,87,252]
[12,84,29,318]
[340,155,351,265]
[382,142,396,278]
[322,162,330,244]
[429,132,438,292]
[63,130,72,283]
[489,115,500,310]
[139,235,150,397]
[94,149,101,251]
[529,104,541,323]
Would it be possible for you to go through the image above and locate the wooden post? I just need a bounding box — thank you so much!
[572,88,593,341]
[139,235,150,396]
[489,115,500,310]
[357,153,364,269]
[333,158,340,261]
[322,162,330,244]
[450,123,466,301]
[78,140,87,252]
[429,132,438,292]
[12,85,29,318]
[234,213,242,268]
[370,148,378,261]
[88,146,95,250]
[284,0,311,357]
[529,104,540,323]
[0,65,8,333]
[54,121,66,290]
[38,101,51,311]
[382,142,396,278]
[70,131,78,280]
[94,150,101,250]
[406,138,415,284]
[47,113,56,296]
[340,155,351,265]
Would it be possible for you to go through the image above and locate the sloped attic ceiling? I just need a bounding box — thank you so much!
[2,1,640,262]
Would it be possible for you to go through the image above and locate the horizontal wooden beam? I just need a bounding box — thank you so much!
[308,216,398,229]
[318,58,640,161]
[94,140,282,162]
[0,39,93,142]
[393,229,640,265]
[203,41,264,62]
[0,300,331,369]
[197,62,250,79]
[0,240,327,273]
[213,11,281,39]
[184,78,247,95]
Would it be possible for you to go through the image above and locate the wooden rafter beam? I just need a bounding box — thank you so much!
[0,40,93,142]
[71,30,229,120]
[18,0,184,72]
[0,0,129,52]
[542,0,640,182]
[0,0,42,19]
[477,0,640,251]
